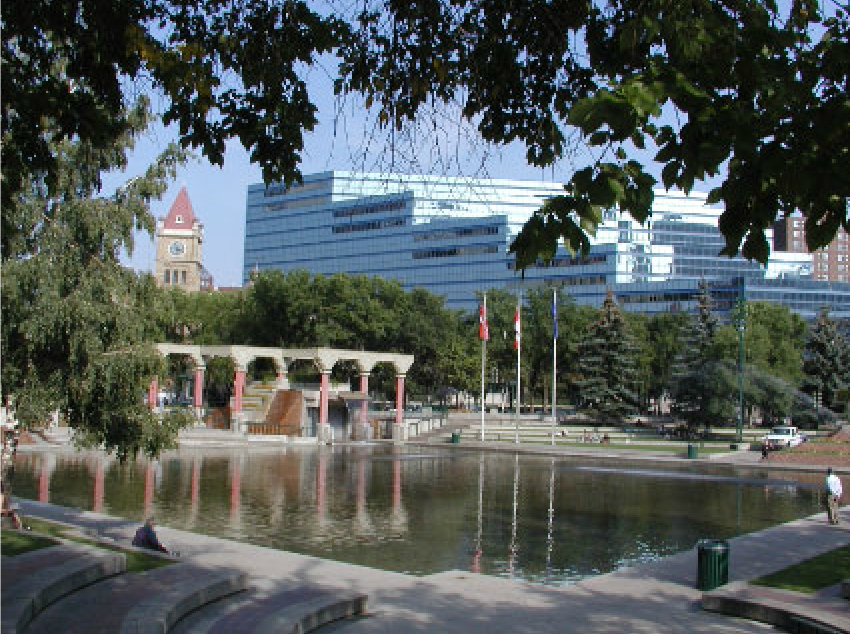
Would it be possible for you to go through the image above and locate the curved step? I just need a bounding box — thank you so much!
[170,586,367,634]
[24,562,248,634]
[1,541,125,634]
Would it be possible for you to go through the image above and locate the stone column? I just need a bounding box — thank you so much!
[93,457,104,513]
[148,376,159,409]
[359,373,370,439]
[318,370,330,441]
[395,373,406,428]
[193,366,205,409]
[276,364,289,389]
[232,366,246,413]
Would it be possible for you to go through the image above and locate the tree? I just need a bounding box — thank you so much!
[644,311,689,413]
[2,0,346,209]
[668,282,736,428]
[339,0,850,265]
[574,292,640,422]
[1,103,193,459]
[801,309,850,415]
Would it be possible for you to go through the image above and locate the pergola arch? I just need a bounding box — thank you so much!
[149,344,414,437]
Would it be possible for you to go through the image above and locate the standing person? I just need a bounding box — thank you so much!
[132,517,169,553]
[826,468,843,525]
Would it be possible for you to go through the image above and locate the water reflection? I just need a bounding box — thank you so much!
[13,446,821,586]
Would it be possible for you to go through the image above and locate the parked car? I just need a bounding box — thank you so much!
[762,425,806,449]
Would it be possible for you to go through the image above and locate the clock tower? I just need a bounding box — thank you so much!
[155,187,210,292]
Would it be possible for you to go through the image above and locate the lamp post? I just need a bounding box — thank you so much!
[734,297,746,444]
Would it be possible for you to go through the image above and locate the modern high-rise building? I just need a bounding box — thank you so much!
[773,215,850,283]
[244,171,850,319]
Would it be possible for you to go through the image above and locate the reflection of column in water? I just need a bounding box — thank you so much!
[38,454,55,502]
[472,455,483,573]
[392,456,401,512]
[143,461,155,518]
[230,457,241,519]
[508,453,519,578]
[316,450,327,522]
[93,457,104,513]
[355,457,368,527]
[187,457,201,528]
[545,457,555,580]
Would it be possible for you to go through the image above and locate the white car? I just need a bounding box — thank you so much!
[762,425,806,449]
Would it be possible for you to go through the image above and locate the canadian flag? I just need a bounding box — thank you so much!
[479,298,489,341]
[514,305,521,350]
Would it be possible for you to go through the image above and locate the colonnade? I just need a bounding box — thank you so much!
[147,345,414,438]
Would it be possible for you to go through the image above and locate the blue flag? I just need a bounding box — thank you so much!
[552,290,558,339]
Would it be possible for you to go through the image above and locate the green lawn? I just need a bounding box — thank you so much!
[1,528,59,556]
[19,516,174,573]
[752,545,850,593]
[492,439,733,454]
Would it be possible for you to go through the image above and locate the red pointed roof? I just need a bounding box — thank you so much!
[162,187,198,229]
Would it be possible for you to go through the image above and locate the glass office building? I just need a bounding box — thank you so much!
[244,171,850,319]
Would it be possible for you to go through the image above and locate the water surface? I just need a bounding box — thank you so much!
[13,445,822,585]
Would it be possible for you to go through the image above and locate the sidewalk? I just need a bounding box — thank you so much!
[15,498,849,634]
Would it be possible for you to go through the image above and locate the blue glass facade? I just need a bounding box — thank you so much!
[244,171,850,319]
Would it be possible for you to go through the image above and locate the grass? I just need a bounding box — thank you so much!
[752,545,850,593]
[490,439,733,454]
[1,528,59,556]
[19,516,174,573]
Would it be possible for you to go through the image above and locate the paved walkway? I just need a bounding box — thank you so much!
[14,495,848,634]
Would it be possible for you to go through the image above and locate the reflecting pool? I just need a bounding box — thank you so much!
[12,445,824,585]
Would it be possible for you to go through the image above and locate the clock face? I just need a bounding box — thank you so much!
[169,241,186,257]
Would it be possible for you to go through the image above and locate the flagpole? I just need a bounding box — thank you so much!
[551,287,557,446]
[515,289,521,445]
[480,294,487,442]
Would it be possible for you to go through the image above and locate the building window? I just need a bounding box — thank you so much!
[175,215,183,223]
[182,270,187,283]
[173,270,180,284]
[164,270,170,284]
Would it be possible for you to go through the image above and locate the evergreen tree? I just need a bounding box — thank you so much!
[801,309,850,416]
[668,282,736,428]
[574,291,640,422]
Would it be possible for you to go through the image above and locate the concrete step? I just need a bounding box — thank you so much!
[1,541,126,634]
[170,585,367,634]
[24,561,248,634]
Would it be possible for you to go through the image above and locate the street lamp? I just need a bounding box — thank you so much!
[734,297,746,443]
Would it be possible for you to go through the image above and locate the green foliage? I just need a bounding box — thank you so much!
[338,0,850,265]
[1,529,59,556]
[2,0,346,208]
[669,282,736,427]
[1,102,191,460]
[801,309,850,414]
[574,292,641,421]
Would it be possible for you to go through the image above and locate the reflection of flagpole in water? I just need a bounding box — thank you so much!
[472,454,483,573]
[546,457,555,580]
[508,453,519,578]
[93,456,104,513]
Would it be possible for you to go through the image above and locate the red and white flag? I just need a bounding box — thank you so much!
[514,305,521,350]
[479,297,489,341]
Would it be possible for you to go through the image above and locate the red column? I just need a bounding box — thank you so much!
[319,371,330,426]
[359,373,369,420]
[193,367,204,408]
[93,458,104,512]
[233,368,246,412]
[148,376,158,409]
[395,374,405,425]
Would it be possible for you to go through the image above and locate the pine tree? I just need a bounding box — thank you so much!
[801,309,850,417]
[574,291,640,422]
[668,282,736,428]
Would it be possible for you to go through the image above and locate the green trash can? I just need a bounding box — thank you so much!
[450,431,460,444]
[696,539,729,590]
[687,443,698,459]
